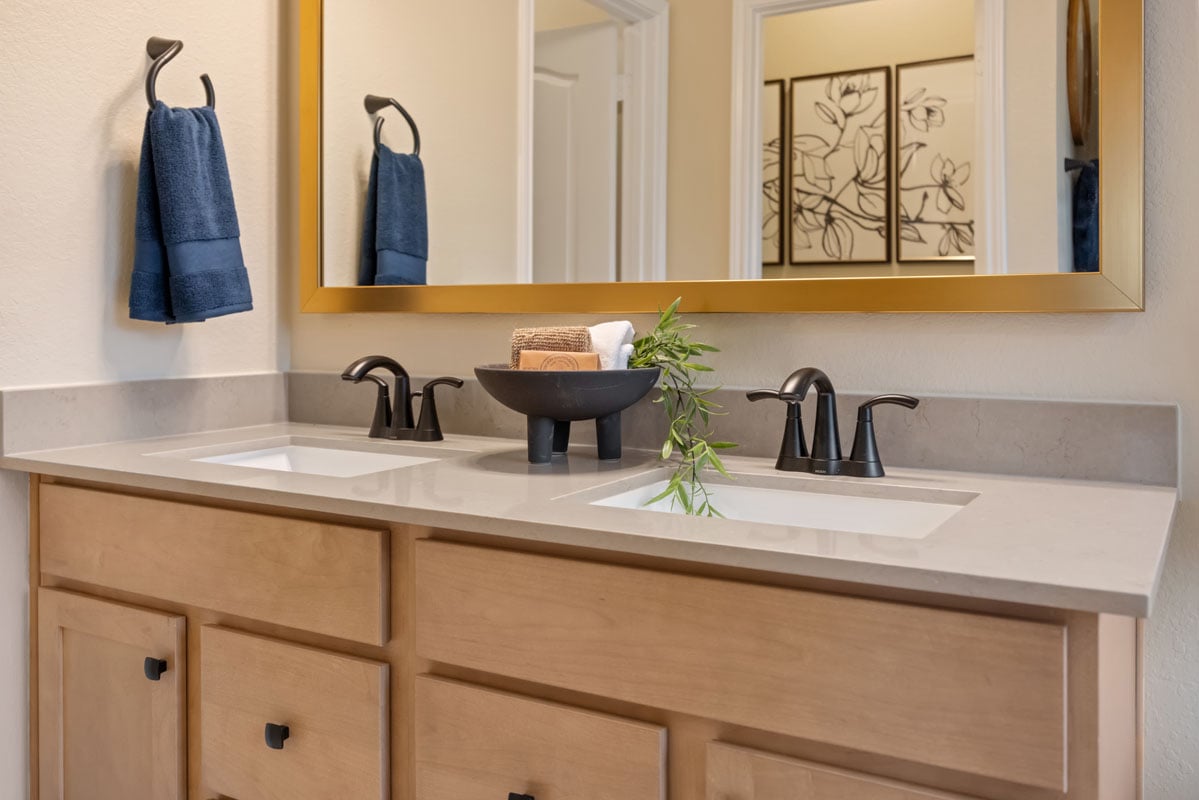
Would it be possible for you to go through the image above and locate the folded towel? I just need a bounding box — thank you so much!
[588,321,636,370]
[360,144,428,286]
[130,102,252,323]
[510,326,592,368]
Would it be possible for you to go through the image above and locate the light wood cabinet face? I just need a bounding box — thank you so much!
[200,625,390,800]
[415,541,1067,791]
[707,743,974,800]
[37,588,185,800]
[416,676,667,800]
[39,483,390,645]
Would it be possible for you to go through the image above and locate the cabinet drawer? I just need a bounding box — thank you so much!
[416,542,1067,791]
[40,483,388,644]
[708,743,974,800]
[416,676,666,800]
[200,626,389,800]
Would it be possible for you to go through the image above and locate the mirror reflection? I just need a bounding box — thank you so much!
[319,0,1100,287]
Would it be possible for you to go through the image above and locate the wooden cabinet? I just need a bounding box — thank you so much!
[416,676,667,800]
[37,588,185,800]
[414,541,1067,791]
[30,479,1139,800]
[200,626,390,800]
[707,743,973,800]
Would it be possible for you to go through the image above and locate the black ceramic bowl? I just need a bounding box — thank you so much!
[475,365,661,420]
[474,365,661,463]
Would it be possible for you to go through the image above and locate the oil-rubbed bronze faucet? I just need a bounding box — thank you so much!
[341,355,463,441]
[748,368,918,478]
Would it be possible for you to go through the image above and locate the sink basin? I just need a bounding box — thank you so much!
[194,444,437,478]
[590,477,973,539]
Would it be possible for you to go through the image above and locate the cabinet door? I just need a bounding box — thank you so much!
[707,743,974,800]
[38,588,186,800]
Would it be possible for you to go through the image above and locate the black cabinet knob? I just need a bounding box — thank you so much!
[264,723,290,750]
[143,657,168,681]
[508,794,535,800]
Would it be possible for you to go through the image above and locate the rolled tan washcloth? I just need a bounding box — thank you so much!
[510,326,592,368]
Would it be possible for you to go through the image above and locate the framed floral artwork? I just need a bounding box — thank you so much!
[896,56,976,262]
[788,67,891,265]
[762,79,786,267]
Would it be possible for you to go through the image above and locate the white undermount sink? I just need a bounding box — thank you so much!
[194,444,438,478]
[591,477,974,539]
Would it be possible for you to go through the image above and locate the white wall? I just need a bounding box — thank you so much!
[291,1,1199,796]
[0,0,287,796]
[1004,0,1075,274]
[321,0,523,287]
[321,0,408,287]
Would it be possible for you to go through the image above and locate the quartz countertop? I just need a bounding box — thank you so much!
[1,423,1177,617]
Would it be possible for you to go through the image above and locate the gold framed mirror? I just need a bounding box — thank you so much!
[298,0,1142,314]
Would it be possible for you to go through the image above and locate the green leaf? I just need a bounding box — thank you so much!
[631,296,736,516]
[709,452,733,479]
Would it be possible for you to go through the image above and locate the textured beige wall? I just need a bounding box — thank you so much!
[291,3,1199,796]
[0,0,289,796]
[0,0,286,385]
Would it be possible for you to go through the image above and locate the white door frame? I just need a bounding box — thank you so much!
[518,0,670,283]
[728,0,1007,278]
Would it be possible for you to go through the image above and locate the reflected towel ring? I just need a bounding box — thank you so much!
[365,94,421,157]
[145,36,215,110]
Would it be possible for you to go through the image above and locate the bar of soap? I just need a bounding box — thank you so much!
[518,350,601,371]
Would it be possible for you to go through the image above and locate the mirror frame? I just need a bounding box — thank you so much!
[299,0,1143,314]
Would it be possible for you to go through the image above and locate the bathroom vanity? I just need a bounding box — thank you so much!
[9,424,1175,800]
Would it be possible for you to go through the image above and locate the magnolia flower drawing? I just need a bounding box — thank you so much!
[897,57,976,260]
[789,69,891,264]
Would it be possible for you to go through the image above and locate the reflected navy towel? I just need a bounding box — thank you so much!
[1066,158,1099,273]
[359,144,428,286]
[130,102,253,323]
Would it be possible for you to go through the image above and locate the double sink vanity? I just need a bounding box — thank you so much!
[5,395,1176,800]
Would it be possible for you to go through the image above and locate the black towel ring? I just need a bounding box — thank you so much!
[365,94,421,156]
[145,36,215,110]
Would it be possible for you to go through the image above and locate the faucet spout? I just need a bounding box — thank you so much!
[778,368,841,465]
[341,355,414,436]
[777,367,834,403]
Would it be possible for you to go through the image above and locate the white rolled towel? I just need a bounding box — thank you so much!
[616,343,634,370]
[588,321,636,370]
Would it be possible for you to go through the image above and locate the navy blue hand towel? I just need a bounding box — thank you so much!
[130,101,253,323]
[359,144,428,286]
[1066,158,1099,273]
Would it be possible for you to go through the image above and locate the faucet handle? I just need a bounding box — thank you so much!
[412,377,464,442]
[847,395,920,477]
[747,389,809,463]
[859,394,920,413]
